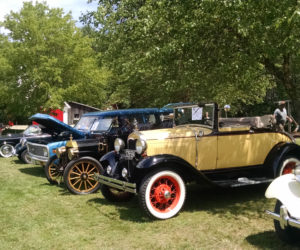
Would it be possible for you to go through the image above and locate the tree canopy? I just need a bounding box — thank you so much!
[0,1,109,122]
[85,0,300,116]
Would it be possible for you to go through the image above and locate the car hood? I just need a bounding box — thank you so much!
[29,113,85,139]
[0,133,23,140]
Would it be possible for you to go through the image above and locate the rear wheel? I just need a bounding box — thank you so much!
[63,157,103,195]
[274,200,300,243]
[45,157,63,184]
[139,168,186,220]
[278,156,300,176]
[0,144,15,158]
[101,185,134,202]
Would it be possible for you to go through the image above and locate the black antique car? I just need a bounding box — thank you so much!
[51,108,173,195]
[0,125,50,161]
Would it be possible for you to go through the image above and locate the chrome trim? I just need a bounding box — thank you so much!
[266,206,300,230]
[28,152,48,162]
[93,173,136,193]
[27,142,49,162]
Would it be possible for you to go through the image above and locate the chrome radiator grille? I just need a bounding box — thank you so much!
[27,142,49,162]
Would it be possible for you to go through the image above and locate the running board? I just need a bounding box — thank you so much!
[213,177,273,188]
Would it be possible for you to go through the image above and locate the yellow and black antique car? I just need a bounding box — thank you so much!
[95,103,300,219]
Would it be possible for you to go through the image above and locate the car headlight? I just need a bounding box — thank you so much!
[68,148,78,160]
[43,148,48,157]
[114,138,125,152]
[20,138,27,147]
[56,146,66,158]
[136,139,147,154]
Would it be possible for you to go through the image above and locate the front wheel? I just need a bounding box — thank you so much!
[0,144,15,158]
[20,149,33,164]
[139,168,186,220]
[274,200,300,243]
[45,156,63,184]
[101,185,134,202]
[63,157,104,195]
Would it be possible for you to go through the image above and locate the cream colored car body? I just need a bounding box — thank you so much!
[129,125,292,171]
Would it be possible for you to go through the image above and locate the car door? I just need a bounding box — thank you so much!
[216,130,279,169]
[196,128,218,171]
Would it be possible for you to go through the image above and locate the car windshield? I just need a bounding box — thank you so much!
[74,116,99,131]
[23,125,42,136]
[174,104,214,128]
[90,118,113,132]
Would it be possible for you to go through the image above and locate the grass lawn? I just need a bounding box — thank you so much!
[0,157,298,250]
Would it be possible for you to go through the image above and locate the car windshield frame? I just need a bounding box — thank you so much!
[174,104,214,128]
[90,118,114,132]
[23,125,42,136]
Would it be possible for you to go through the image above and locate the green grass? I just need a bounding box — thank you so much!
[0,157,299,250]
[296,138,300,145]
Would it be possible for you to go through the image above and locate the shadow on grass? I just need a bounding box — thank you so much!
[87,183,272,223]
[19,165,45,178]
[88,184,267,222]
[246,230,300,250]
[87,196,150,223]
[184,183,270,216]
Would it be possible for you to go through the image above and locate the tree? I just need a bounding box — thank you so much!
[86,0,300,118]
[0,1,109,122]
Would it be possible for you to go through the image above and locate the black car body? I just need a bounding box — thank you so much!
[51,108,173,195]
[0,125,50,161]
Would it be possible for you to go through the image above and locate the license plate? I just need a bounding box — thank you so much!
[124,149,135,160]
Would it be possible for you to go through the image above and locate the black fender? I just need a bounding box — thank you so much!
[100,151,117,168]
[15,144,27,155]
[136,154,214,185]
[264,142,300,177]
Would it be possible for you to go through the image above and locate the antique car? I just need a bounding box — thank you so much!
[265,167,300,244]
[27,113,87,164]
[0,124,50,161]
[27,109,172,191]
[52,108,173,195]
[94,103,300,219]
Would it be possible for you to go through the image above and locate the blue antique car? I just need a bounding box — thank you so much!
[27,108,173,194]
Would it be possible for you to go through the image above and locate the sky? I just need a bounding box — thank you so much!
[0,0,98,26]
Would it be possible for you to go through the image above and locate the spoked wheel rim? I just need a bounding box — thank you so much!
[48,161,63,183]
[149,175,181,213]
[280,158,300,175]
[67,161,100,193]
[0,144,15,158]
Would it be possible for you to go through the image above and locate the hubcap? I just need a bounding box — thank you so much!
[150,176,180,212]
[283,162,297,175]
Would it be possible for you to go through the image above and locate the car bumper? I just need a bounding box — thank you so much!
[266,205,300,230]
[94,173,137,194]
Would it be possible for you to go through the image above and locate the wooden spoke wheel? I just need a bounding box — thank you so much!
[63,157,103,195]
[45,157,63,184]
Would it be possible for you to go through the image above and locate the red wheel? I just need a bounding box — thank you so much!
[279,157,300,175]
[139,169,186,219]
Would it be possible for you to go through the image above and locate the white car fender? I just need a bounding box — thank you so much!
[265,174,300,219]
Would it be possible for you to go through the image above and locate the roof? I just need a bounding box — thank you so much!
[66,101,101,111]
[82,108,172,117]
